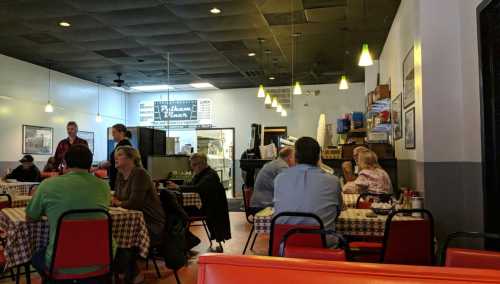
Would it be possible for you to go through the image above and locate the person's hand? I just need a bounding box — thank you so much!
[111,197,122,207]
[166,181,180,190]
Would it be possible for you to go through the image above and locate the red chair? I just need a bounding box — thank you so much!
[349,209,435,265]
[439,232,500,269]
[40,209,113,283]
[94,169,108,179]
[269,212,326,256]
[242,185,261,254]
[41,172,59,180]
[279,228,347,261]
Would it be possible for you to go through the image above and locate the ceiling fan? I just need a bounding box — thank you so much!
[112,72,131,91]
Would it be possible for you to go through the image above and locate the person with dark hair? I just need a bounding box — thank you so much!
[108,123,132,190]
[26,144,110,275]
[273,137,342,234]
[54,121,88,170]
[3,154,41,182]
[43,157,58,172]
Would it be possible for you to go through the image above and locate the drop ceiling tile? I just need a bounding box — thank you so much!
[52,27,124,42]
[94,6,178,26]
[64,0,159,12]
[185,13,267,32]
[136,33,202,46]
[80,38,142,50]
[0,1,80,21]
[167,1,257,19]
[200,28,271,42]
[115,22,190,37]
[150,42,215,54]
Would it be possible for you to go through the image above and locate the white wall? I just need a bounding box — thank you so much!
[0,53,126,165]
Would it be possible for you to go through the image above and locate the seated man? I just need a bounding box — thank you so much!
[274,137,343,233]
[4,154,41,182]
[26,145,110,275]
[167,153,231,253]
[250,147,295,211]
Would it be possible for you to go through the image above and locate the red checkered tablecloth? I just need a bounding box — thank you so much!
[0,195,32,208]
[343,193,359,209]
[0,182,38,196]
[0,207,150,269]
[254,208,420,237]
[181,192,202,208]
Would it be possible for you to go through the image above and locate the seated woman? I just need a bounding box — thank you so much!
[343,150,391,194]
[112,146,165,283]
[43,157,58,172]
[342,146,369,193]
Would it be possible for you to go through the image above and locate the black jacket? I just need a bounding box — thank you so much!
[181,167,231,242]
[6,165,40,182]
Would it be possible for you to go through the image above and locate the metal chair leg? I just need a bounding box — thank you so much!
[152,257,162,278]
[174,270,181,284]
[250,232,259,250]
[242,225,254,254]
[15,266,20,284]
[201,219,212,248]
[24,264,31,284]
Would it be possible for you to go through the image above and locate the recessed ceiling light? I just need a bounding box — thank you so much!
[131,84,173,92]
[59,21,71,27]
[248,52,256,57]
[190,82,215,89]
[210,7,221,14]
[269,76,275,80]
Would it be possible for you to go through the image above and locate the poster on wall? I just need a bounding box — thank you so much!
[403,47,415,108]
[79,131,94,153]
[22,125,53,155]
[139,99,212,129]
[405,108,416,149]
[392,93,403,140]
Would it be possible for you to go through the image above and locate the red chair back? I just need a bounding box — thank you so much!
[445,248,500,269]
[48,209,112,280]
[285,246,346,261]
[382,209,434,265]
[0,194,12,210]
[269,212,325,256]
[94,169,108,179]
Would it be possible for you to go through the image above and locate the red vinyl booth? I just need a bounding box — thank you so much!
[197,254,500,284]
[440,232,500,270]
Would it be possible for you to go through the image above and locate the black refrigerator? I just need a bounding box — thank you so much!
[107,127,166,170]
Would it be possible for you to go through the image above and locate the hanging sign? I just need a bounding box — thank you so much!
[139,99,212,129]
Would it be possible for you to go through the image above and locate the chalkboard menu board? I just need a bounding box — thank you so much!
[154,100,198,122]
[139,99,212,129]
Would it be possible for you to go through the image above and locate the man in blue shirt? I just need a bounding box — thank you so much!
[273,137,342,232]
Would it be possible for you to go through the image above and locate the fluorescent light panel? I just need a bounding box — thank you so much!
[190,82,215,89]
[131,84,173,91]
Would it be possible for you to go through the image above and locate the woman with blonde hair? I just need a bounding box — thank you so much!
[112,146,165,283]
[354,150,391,194]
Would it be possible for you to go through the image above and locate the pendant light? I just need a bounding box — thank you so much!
[339,75,349,90]
[45,68,54,113]
[264,93,272,105]
[358,43,373,67]
[257,84,265,98]
[271,97,278,108]
[276,104,283,113]
[293,81,302,95]
[96,77,102,122]
[281,109,287,117]
[290,0,302,95]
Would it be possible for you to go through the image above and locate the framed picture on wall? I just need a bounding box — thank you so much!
[79,131,94,153]
[22,125,53,155]
[404,108,416,149]
[403,47,415,108]
[392,93,403,140]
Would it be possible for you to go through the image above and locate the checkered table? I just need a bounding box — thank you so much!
[181,192,202,209]
[343,193,359,209]
[0,207,150,269]
[254,208,420,237]
[0,182,38,196]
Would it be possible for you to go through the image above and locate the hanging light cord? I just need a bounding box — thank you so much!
[166,52,171,138]
[290,0,294,94]
[48,68,51,103]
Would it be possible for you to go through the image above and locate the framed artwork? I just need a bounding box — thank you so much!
[79,131,95,153]
[403,47,415,108]
[22,125,53,155]
[405,108,416,149]
[392,93,403,140]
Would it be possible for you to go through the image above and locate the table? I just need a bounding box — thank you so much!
[254,208,421,237]
[343,193,359,209]
[0,182,38,196]
[181,192,202,209]
[0,207,150,269]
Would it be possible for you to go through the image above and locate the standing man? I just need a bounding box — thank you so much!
[54,121,88,171]
[250,147,295,211]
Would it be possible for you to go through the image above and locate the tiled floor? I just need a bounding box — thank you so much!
[3,212,266,284]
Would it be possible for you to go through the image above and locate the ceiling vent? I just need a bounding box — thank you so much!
[302,0,347,9]
[245,70,264,77]
[198,72,245,79]
[94,49,130,58]
[264,11,307,26]
[22,33,63,44]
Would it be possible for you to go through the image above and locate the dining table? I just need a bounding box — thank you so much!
[0,207,150,270]
[0,181,38,196]
[342,193,359,209]
[253,207,421,237]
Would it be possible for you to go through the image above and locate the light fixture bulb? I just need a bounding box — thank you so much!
[248,52,256,57]
[271,97,278,108]
[339,75,349,90]
[269,76,275,80]
[44,101,54,113]
[264,93,272,105]
[210,7,221,14]
[276,104,283,113]
[293,81,302,95]
[281,109,287,117]
[96,113,102,123]
[59,21,71,27]
[257,84,265,98]
[358,43,373,67]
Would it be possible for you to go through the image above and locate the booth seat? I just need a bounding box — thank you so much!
[197,254,500,284]
[445,248,500,269]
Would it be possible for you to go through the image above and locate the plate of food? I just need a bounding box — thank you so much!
[371,202,394,215]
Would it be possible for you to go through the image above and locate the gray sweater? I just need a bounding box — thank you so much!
[250,158,288,208]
